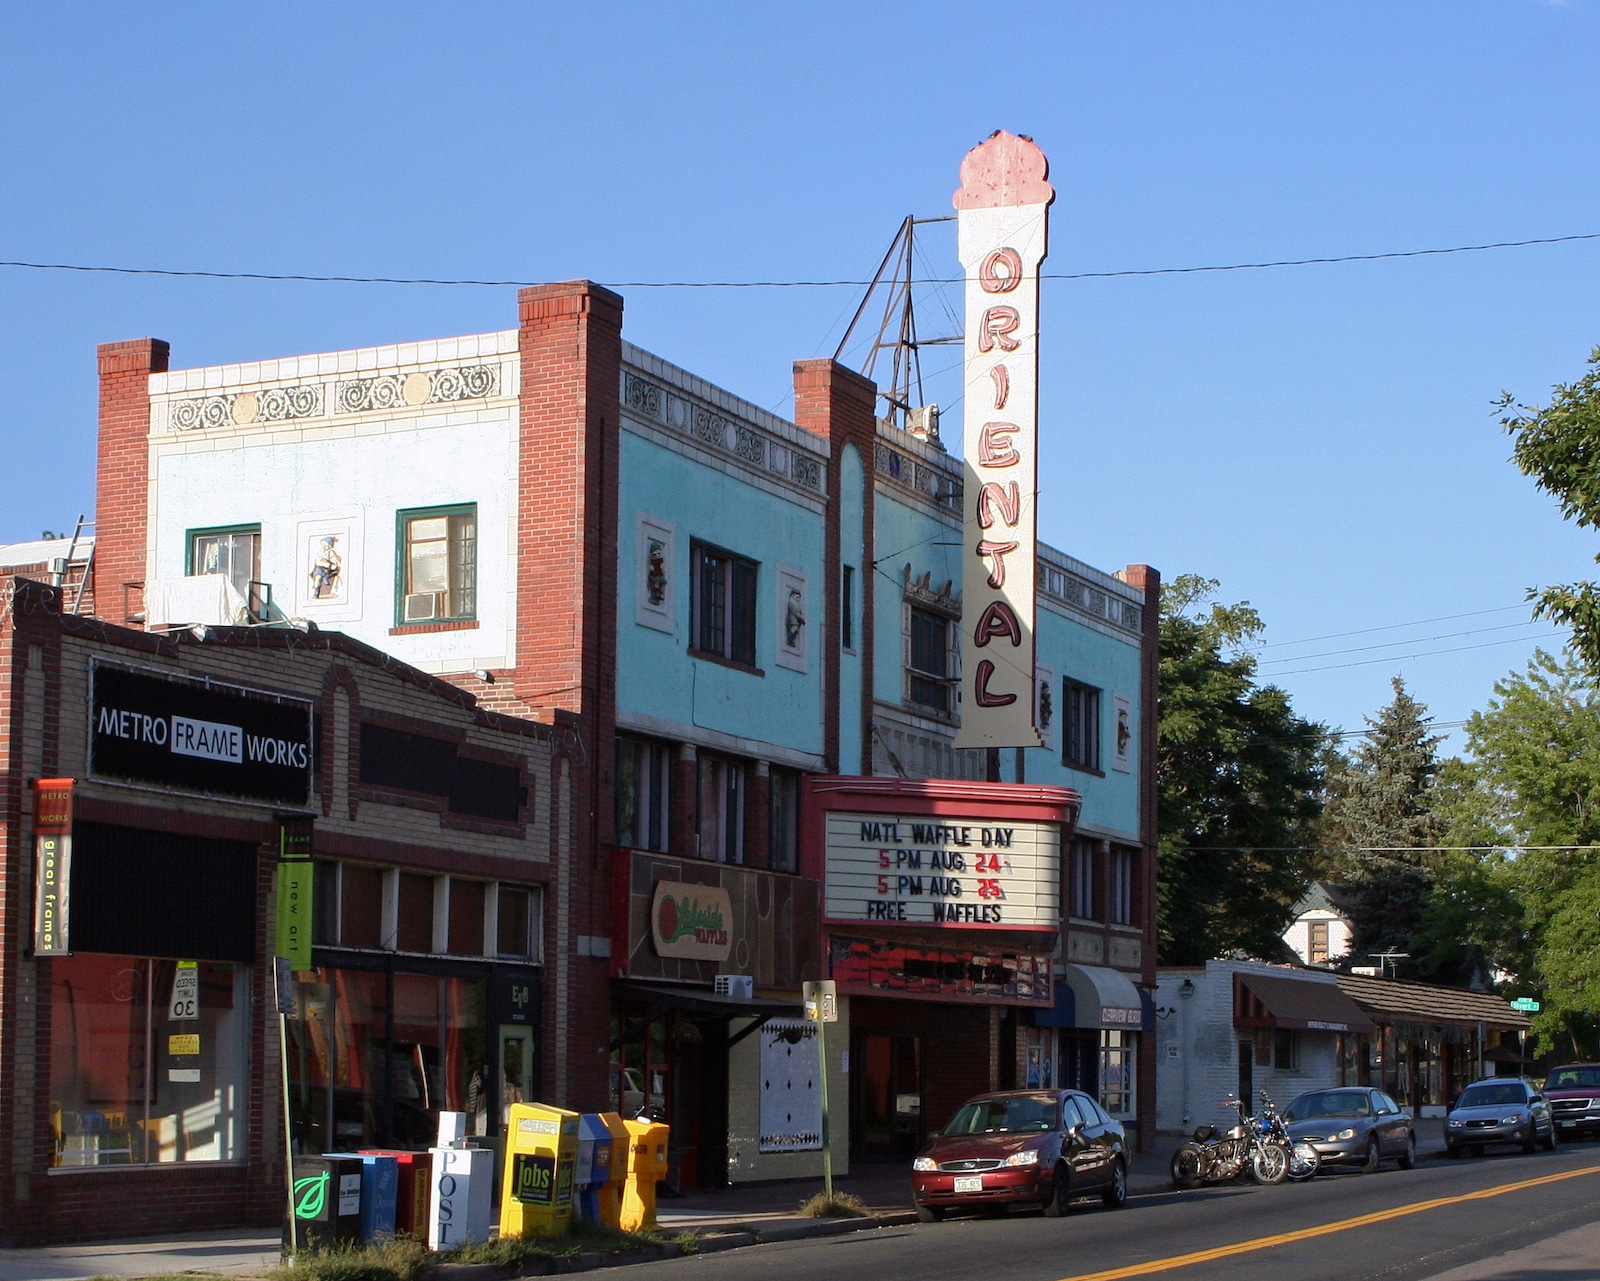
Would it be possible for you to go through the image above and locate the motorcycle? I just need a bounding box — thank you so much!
[1170,1094,1295,1188]
[1257,1090,1320,1182]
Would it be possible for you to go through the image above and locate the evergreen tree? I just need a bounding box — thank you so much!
[1319,677,1444,971]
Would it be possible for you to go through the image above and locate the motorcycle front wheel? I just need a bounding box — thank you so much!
[1252,1143,1288,1185]
[1286,1141,1320,1182]
[1171,1143,1204,1189]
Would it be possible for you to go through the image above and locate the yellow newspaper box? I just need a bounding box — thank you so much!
[595,1112,630,1229]
[620,1118,669,1231]
[500,1103,580,1239]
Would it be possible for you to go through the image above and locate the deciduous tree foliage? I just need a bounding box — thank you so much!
[1157,576,1326,965]
[1500,349,1600,672]
[1318,678,1444,969]
[1429,650,1600,1057]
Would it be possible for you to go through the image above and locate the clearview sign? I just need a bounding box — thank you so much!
[91,663,313,805]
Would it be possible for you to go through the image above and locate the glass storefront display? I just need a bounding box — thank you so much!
[287,966,494,1152]
[1099,1030,1136,1118]
[50,953,248,1166]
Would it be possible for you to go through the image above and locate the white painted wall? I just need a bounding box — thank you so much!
[1154,960,1343,1136]
[1282,911,1354,966]
[146,334,519,675]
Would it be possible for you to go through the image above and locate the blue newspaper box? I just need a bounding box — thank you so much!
[346,1153,399,1242]
[574,1114,613,1222]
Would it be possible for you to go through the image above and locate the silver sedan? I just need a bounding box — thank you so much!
[1446,1079,1555,1157]
[1283,1087,1417,1172]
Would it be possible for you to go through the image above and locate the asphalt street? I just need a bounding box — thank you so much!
[637,1141,1600,1281]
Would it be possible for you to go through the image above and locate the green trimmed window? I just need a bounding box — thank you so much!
[187,524,264,618]
[396,504,477,624]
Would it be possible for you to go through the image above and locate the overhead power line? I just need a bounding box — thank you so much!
[1180,844,1600,853]
[1267,629,1569,678]
[1264,603,1531,649]
[3,230,1599,290]
[1257,619,1552,667]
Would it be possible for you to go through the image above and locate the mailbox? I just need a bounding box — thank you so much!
[620,1118,670,1232]
[290,1155,363,1252]
[499,1102,580,1239]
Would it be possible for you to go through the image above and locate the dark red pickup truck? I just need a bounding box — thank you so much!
[1544,1064,1600,1142]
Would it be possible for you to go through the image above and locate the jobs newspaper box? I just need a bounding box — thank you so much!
[500,1102,579,1238]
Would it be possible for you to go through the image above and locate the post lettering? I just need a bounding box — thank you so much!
[977,305,1021,353]
[977,422,1021,467]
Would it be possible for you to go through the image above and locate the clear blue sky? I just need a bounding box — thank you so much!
[4,1,1597,749]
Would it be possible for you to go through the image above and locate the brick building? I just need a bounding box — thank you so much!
[0,578,566,1243]
[16,140,1159,1212]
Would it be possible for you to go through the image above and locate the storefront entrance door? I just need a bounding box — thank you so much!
[853,1032,922,1161]
[499,1026,533,1127]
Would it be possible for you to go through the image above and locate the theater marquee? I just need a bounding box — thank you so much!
[822,810,1061,931]
[953,131,1054,750]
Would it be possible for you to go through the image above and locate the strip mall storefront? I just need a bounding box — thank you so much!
[0,580,565,1244]
[802,776,1080,1162]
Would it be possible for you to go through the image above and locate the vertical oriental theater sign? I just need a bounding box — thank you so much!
[953,131,1054,750]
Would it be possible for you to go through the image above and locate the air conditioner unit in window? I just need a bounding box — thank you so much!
[403,592,439,622]
[715,975,753,1001]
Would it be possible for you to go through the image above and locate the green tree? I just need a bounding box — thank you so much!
[1433,649,1600,1057]
[1157,575,1327,965]
[1500,349,1600,673]
[1318,678,1444,969]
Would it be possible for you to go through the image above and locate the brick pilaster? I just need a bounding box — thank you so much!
[792,360,877,775]
[95,339,168,627]
[515,282,622,1111]
[1120,562,1161,1153]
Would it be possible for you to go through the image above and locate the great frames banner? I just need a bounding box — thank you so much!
[953,131,1053,750]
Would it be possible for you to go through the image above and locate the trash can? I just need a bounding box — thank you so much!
[290,1155,363,1252]
[499,1102,580,1239]
[358,1149,431,1240]
[341,1153,398,1243]
[620,1118,670,1232]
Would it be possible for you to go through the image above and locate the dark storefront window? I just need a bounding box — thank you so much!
[908,607,951,714]
[769,768,800,872]
[287,967,494,1152]
[1069,839,1096,920]
[1109,846,1134,925]
[1063,680,1101,771]
[616,735,670,852]
[449,880,486,956]
[50,954,248,1166]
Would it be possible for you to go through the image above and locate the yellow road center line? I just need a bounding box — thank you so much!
[1057,1163,1600,1281]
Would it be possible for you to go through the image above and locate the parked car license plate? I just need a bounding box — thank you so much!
[953,1175,983,1192]
[1561,1120,1576,1127]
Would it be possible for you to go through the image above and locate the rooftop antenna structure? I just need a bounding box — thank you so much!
[833,215,959,446]
[1368,951,1410,980]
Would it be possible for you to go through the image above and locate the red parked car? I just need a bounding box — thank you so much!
[911,1089,1128,1221]
[1544,1064,1600,1142]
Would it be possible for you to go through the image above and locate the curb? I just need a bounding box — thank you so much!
[432,1215,919,1278]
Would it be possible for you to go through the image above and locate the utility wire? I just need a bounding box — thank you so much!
[1178,844,1600,853]
[1264,604,1531,649]
[4,231,1599,290]
[1257,619,1552,667]
[1268,630,1569,678]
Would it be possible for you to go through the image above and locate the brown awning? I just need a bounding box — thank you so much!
[1235,972,1374,1034]
[1334,973,1532,1032]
